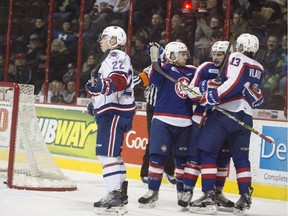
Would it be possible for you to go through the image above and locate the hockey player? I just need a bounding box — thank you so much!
[178,41,234,213]
[85,26,135,215]
[138,41,197,208]
[190,33,265,215]
[133,46,176,186]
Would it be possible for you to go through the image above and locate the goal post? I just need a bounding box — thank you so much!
[0,82,77,191]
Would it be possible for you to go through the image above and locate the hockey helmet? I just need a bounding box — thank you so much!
[164,41,190,62]
[211,41,230,54]
[100,26,127,47]
[236,33,259,54]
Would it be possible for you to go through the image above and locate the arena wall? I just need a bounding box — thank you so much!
[35,103,287,201]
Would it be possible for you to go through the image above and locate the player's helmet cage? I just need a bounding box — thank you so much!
[211,41,230,54]
[164,42,190,61]
[100,26,127,47]
[236,33,259,54]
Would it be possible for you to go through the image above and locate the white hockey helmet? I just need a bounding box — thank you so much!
[211,41,230,54]
[164,41,190,61]
[101,26,127,47]
[236,33,259,54]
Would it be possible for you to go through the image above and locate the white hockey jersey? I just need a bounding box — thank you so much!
[91,49,136,119]
[216,52,265,116]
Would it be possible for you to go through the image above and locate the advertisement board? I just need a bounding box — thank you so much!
[34,104,287,200]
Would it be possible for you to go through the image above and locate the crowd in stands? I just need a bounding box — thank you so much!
[0,0,286,111]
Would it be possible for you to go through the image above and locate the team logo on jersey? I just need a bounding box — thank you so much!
[175,77,190,99]
[161,144,168,152]
[109,51,119,59]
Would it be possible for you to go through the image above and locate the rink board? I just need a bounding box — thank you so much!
[34,103,287,201]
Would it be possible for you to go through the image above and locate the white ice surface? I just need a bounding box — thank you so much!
[0,169,287,216]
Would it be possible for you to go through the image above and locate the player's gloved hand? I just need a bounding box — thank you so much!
[87,101,95,116]
[146,42,164,62]
[199,89,221,109]
[199,79,222,93]
[242,84,264,108]
[186,85,202,100]
[85,77,115,96]
[146,42,164,56]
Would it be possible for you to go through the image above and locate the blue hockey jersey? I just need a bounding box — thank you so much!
[150,62,197,127]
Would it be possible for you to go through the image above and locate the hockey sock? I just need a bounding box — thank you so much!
[200,150,217,192]
[174,156,186,192]
[233,157,251,194]
[98,155,125,192]
[148,154,166,191]
[183,161,200,192]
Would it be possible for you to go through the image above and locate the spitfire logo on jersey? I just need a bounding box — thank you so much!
[161,144,168,152]
[109,51,120,59]
[175,77,190,99]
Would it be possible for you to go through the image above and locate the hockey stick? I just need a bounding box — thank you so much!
[199,0,251,128]
[90,49,110,87]
[215,106,275,144]
[152,62,200,97]
[152,52,274,145]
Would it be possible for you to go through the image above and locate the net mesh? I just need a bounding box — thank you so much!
[0,83,76,191]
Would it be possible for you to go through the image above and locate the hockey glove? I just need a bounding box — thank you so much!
[199,79,222,93]
[146,42,164,62]
[199,89,221,109]
[85,77,115,96]
[242,84,264,108]
[87,101,95,116]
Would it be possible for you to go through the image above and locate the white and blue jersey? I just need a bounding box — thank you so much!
[91,49,136,119]
[216,52,264,115]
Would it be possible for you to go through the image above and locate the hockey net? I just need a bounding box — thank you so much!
[0,83,77,191]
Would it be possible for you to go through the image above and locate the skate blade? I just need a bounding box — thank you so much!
[94,206,128,215]
[138,201,157,208]
[189,204,217,215]
[217,205,234,212]
[178,206,189,212]
[233,207,248,216]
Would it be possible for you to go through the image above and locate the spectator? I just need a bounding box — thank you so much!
[80,53,97,97]
[25,34,46,70]
[159,14,188,46]
[53,20,78,49]
[131,36,150,102]
[90,0,116,23]
[205,0,224,21]
[141,13,165,43]
[23,18,48,49]
[111,0,130,22]
[254,34,282,107]
[49,80,64,103]
[9,52,44,94]
[278,34,287,99]
[61,80,76,104]
[194,15,223,58]
[229,9,252,39]
[53,0,79,22]
[131,36,150,72]
[49,39,73,82]
[62,63,76,84]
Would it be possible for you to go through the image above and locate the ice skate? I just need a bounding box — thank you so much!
[138,189,159,208]
[234,187,253,216]
[178,191,193,212]
[164,172,176,185]
[178,191,193,208]
[94,181,128,215]
[189,190,217,215]
[215,190,234,212]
